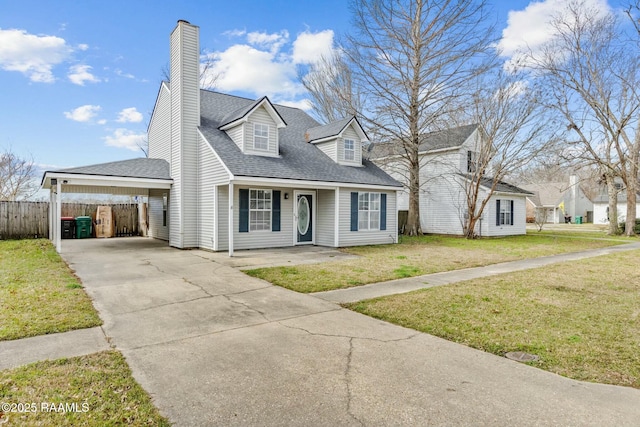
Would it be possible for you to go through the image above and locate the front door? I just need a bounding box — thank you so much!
[295,192,313,244]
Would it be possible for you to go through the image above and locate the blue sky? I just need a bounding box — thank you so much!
[0,0,618,178]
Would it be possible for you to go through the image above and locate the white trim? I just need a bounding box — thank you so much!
[42,172,172,190]
[55,180,62,253]
[232,176,401,192]
[293,190,316,245]
[219,97,286,131]
[334,187,340,247]
[213,185,219,251]
[248,188,273,232]
[228,181,234,256]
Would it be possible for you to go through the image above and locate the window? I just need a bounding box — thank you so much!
[253,123,269,151]
[358,192,380,230]
[467,150,477,173]
[344,138,355,161]
[249,189,271,231]
[497,199,513,226]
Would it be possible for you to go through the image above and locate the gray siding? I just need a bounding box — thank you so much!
[245,107,279,156]
[148,189,169,241]
[338,188,397,247]
[169,22,200,248]
[338,126,362,166]
[316,189,336,247]
[232,185,294,250]
[226,125,244,151]
[148,83,171,162]
[216,185,229,250]
[316,140,337,162]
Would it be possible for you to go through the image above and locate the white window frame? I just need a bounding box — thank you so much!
[358,192,380,231]
[249,189,272,231]
[253,123,270,151]
[499,199,513,226]
[344,138,355,161]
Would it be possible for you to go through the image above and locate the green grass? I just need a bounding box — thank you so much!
[346,250,640,389]
[246,233,626,293]
[0,351,170,426]
[0,239,102,341]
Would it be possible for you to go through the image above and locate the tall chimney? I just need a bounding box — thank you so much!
[169,20,200,248]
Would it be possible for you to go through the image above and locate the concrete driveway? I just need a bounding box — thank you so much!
[62,238,640,426]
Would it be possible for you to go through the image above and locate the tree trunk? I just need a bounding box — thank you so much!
[624,143,638,236]
[606,176,619,235]
[406,160,422,236]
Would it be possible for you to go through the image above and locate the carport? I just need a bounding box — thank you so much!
[41,158,172,252]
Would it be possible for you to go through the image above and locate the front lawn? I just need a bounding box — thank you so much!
[0,239,101,341]
[246,234,625,293]
[0,351,170,426]
[346,250,640,388]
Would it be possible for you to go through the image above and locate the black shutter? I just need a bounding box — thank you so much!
[272,190,281,232]
[350,192,359,231]
[496,199,501,226]
[380,193,387,231]
[239,189,249,232]
[510,200,514,225]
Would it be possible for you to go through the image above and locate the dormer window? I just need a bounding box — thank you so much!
[344,139,355,161]
[254,123,269,151]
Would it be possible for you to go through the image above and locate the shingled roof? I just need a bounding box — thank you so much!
[199,91,401,187]
[368,124,478,159]
[44,158,171,181]
[477,176,533,195]
[306,117,359,143]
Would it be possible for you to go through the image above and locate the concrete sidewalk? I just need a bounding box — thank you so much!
[314,241,640,303]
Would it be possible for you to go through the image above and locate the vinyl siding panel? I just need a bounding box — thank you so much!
[226,125,244,151]
[316,140,337,162]
[169,22,200,248]
[245,107,279,156]
[232,185,294,250]
[197,136,214,250]
[316,189,335,247]
[420,173,467,235]
[148,189,169,241]
[338,188,397,247]
[216,185,229,250]
[338,127,362,166]
[485,195,527,236]
[148,83,171,162]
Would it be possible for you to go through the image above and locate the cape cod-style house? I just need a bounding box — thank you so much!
[42,20,401,255]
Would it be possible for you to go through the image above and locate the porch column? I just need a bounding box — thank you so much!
[49,188,54,241]
[334,187,340,247]
[228,181,234,257]
[55,180,62,252]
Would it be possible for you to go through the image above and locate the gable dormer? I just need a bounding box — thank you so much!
[306,117,367,166]
[218,96,286,157]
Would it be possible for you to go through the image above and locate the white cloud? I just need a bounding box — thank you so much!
[116,107,143,123]
[68,64,100,85]
[292,30,334,64]
[64,104,101,122]
[203,44,302,97]
[103,128,146,151]
[77,44,89,51]
[498,0,612,68]
[223,29,246,38]
[0,28,71,82]
[115,68,135,79]
[202,29,335,99]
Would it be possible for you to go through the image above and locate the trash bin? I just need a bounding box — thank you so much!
[61,217,75,239]
[75,216,92,238]
[575,216,582,224]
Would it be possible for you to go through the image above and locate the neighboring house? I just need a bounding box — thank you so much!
[592,190,640,225]
[41,20,401,255]
[369,124,532,237]
[521,176,593,223]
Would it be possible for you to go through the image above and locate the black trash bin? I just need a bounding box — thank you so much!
[61,217,76,239]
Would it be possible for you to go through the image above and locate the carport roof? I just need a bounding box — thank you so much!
[40,158,172,191]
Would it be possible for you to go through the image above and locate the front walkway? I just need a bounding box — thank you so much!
[2,237,640,426]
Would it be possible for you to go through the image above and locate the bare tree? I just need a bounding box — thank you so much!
[340,0,496,235]
[534,206,554,231]
[300,51,363,124]
[0,149,37,201]
[526,1,640,235]
[459,70,559,238]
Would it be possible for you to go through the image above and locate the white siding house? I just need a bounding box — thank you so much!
[370,125,531,237]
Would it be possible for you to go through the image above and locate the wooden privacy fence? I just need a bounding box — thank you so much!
[0,201,142,239]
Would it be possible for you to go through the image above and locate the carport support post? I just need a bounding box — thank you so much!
[55,180,62,252]
[228,181,234,257]
[49,188,54,241]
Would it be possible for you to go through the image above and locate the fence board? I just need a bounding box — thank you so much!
[0,201,143,239]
